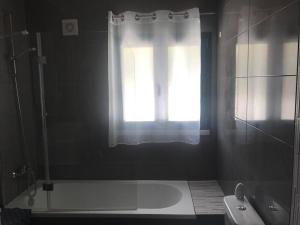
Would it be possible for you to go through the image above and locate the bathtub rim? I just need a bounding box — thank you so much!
[6,180,196,219]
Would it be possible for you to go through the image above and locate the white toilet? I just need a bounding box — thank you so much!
[224,195,265,225]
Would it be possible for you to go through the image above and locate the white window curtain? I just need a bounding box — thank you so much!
[108,8,201,147]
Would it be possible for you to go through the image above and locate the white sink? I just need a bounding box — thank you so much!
[224,195,265,225]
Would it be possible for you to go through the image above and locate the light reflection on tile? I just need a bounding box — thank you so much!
[248,77,268,121]
[235,43,248,77]
[248,43,269,76]
[280,77,296,120]
[282,41,298,75]
[235,78,247,120]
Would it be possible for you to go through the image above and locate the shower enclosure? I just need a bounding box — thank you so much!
[0,5,218,217]
[6,30,139,213]
[1,27,195,217]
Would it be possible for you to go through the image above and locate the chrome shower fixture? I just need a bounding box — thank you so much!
[20,30,29,36]
[0,29,29,39]
[10,47,37,61]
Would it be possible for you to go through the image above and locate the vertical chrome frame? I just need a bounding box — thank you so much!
[290,18,300,225]
[36,33,51,184]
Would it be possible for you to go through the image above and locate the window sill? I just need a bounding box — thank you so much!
[117,129,211,136]
[199,130,210,135]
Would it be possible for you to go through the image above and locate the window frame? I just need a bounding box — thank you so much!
[118,32,212,135]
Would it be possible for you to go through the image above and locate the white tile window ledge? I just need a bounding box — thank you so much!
[200,130,210,135]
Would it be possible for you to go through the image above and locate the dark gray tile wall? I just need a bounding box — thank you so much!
[25,0,218,180]
[0,0,39,205]
[217,0,298,225]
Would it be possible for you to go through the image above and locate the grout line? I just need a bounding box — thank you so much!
[234,117,294,149]
[246,122,294,148]
[247,75,297,78]
[223,29,248,43]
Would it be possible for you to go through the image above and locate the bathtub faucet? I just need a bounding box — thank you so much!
[11,165,28,179]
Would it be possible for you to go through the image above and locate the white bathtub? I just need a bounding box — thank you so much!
[6,180,195,218]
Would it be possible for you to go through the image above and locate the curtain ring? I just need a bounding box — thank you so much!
[184,12,189,19]
[135,14,140,20]
[168,13,173,19]
[152,13,156,20]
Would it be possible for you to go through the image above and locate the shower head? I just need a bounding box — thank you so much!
[0,30,29,40]
[10,47,37,61]
[28,47,37,52]
[20,30,29,36]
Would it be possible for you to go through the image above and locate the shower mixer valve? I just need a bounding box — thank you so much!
[10,165,28,179]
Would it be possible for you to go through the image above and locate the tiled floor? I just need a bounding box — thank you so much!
[188,180,225,215]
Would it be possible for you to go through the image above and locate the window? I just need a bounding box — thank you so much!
[121,46,201,123]
[168,46,201,121]
[108,9,202,146]
[122,47,155,122]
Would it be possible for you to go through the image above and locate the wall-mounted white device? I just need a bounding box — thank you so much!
[62,19,79,36]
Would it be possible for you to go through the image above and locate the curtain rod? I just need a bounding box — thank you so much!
[111,11,216,20]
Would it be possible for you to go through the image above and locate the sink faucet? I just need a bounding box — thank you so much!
[234,183,245,201]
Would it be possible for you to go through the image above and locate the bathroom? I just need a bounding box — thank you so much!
[0,0,299,224]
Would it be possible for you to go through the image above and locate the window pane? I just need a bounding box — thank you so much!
[168,46,201,121]
[122,47,155,122]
